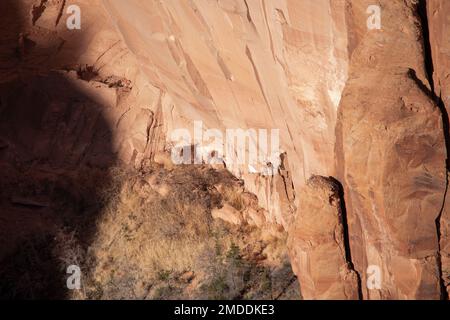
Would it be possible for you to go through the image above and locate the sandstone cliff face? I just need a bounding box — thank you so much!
[102,0,350,227]
[336,0,447,299]
[102,0,450,299]
[287,176,359,299]
[428,0,450,108]
[1,0,450,300]
[428,0,450,297]
[0,0,164,296]
[0,0,164,169]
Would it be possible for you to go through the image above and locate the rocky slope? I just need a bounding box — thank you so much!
[0,0,449,299]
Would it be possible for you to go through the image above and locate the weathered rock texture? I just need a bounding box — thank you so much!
[0,0,160,297]
[336,0,447,299]
[0,0,164,168]
[428,0,450,108]
[102,0,351,227]
[287,176,359,299]
[1,0,450,300]
[428,0,450,297]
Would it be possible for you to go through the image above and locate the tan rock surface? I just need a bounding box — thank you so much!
[428,0,450,109]
[0,0,165,168]
[336,0,447,299]
[428,0,450,297]
[212,203,243,225]
[287,176,360,299]
[1,0,450,300]
[102,0,351,226]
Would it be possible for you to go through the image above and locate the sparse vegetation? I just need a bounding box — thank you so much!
[222,187,246,211]
[0,160,299,300]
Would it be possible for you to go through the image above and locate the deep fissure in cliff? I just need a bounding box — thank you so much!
[334,178,363,299]
[417,0,449,300]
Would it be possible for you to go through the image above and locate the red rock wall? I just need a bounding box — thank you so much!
[287,176,360,299]
[428,0,450,298]
[336,0,446,299]
[2,0,450,300]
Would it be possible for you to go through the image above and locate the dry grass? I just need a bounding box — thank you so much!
[82,163,298,299]
[92,169,210,273]
[0,160,299,300]
[222,187,246,211]
[92,189,215,277]
[83,164,240,298]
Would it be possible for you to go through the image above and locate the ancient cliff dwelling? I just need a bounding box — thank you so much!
[0,0,449,301]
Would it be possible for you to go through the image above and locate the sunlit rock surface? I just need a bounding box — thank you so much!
[1,0,449,300]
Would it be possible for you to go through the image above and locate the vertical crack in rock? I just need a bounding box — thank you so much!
[55,0,66,27]
[417,0,435,92]
[418,0,449,299]
[31,0,48,25]
[332,177,363,299]
[244,46,274,121]
[243,0,254,25]
[287,176,360,299]
[336,0,447,299]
